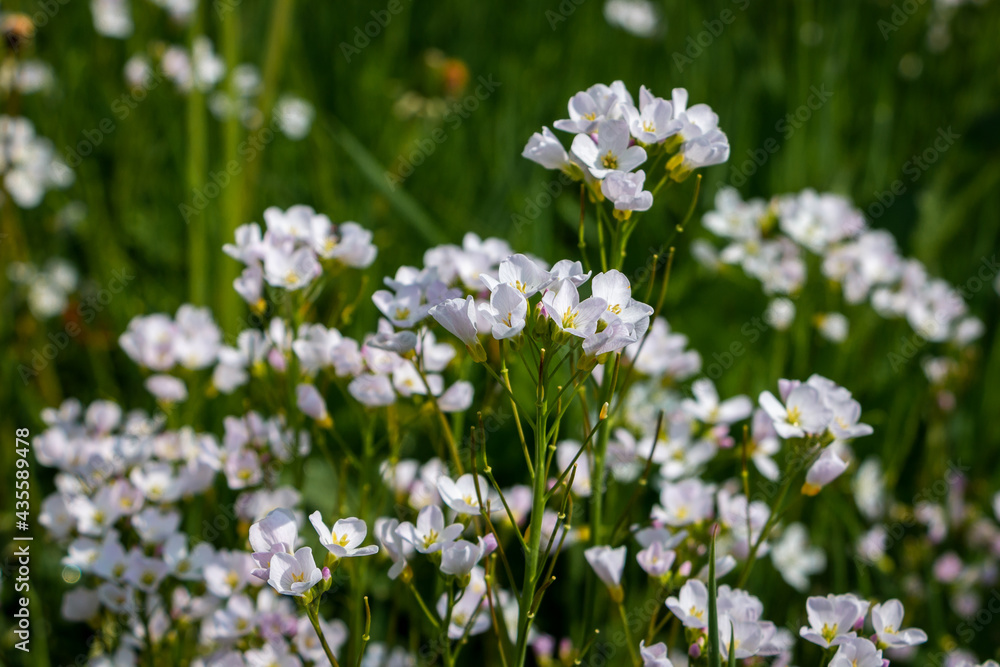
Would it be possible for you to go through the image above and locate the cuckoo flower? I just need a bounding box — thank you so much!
[396,505,465,554]
[571,119,647,179]
[267,546,322,597]
[542,279,607,338]
[309,513,379,560]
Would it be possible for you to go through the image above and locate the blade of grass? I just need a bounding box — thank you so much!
[323,118,447,244]
[708,524,721,667]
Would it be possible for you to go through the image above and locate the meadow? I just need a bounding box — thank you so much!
[1,0,999,665]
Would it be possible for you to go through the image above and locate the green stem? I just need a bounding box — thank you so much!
[617,601,641,667]
[735,462,799,588]
[515,350,549,667]
[186,7,208,306]
[406,580,439,628]
[307,605,342,667]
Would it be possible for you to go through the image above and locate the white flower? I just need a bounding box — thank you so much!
[245,640,304,667]
[309,513,379,559]
[296,384,331,427]
[816,312,849,343]
[249,508,299,579]
[372,285,429,329]
[638,640,673,667]
[584,545,626,590]
[542,279,607,338]
[802,447,850,496]
[481,253,553,297]
[92,0,133,38]
[583,313,636,358]
[203,550,253,598]
[440,539,485,577]
[764,297,796,330]
[119,314,177,371]
[636,541,676,579]
[437,474,498,516]
[769,524,825,592]
[682,378,752,426]
[548,259,592,286]
[124,553,169,593]
[375,518,413,580]
[145,374,188,403]
[623,87,676,143]
[799,593,869,648]
[652,479,716,526]
[758,383,833,439]
[368,330,418,355]
[871,599,928,648]
[348,374,396,407]
[274,95,315,140]
[554,83,629,134]
[430,296,481,348]
[438,381,474,413]
[296,615,347,663]
[396,505,464,554]
[601,169,653,212]
[262,243,321,290]
[591,269,653,335]
[476,283,528,340]
[666,579,708,628]
[522,127,573,171]
[829,637,883,667]
[571,119,647,178]
[61,587,100,622]
[268,546,322,597]
[718,615,764,660]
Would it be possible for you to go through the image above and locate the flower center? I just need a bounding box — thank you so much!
[787,406,802,426]
[422,529,439,549]
[561,307,578,329]
[601,151,618,170]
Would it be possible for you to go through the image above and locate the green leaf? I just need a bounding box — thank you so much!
[728,624,737,667]
[708,524,722,667]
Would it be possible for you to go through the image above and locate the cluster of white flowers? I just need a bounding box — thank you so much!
[91,0,197,39]
[698,187,985,354]
[603,0,660,38]
[32,396,361,665]
[6,257,79,318]
[522,80,729,215]
[225,204,377,301]
[27,62,999,666]
[0,57,55,95]
[0,115,74,209]
[429,252,654,364]
[122,41,315,139]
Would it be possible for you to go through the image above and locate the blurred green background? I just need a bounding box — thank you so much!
[2,0,1000,663]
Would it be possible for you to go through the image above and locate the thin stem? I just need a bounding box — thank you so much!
[735,449,815,588]
[355,596,371,667]
[307,605,342,667]
[481,362,537,430]
[501,340,533,476]
[610,411,664,544]
[515,349,550,667]
[471,422,520,588]
[577,184,591,272]
[617,601,641,667]
[416,363,465,475]
[406,580,440,628]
